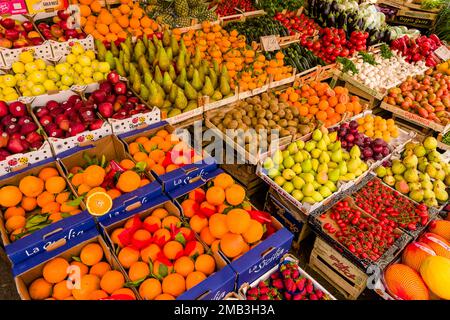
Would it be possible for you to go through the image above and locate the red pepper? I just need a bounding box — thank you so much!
[248,210,272,224]
[101,160,125,189]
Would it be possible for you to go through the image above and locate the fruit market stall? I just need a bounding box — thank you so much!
[0,0,450,303]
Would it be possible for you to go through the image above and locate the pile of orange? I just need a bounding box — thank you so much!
[110,207,215,300]
[278,82,364,127]
[27,242,134,300]
[127,129,203,177]
[180,173,266,260]
[177,22,293,91]
[0,167,82,242]
[76,0,160,42]
[356,114,400,142]
[68,155,150,201]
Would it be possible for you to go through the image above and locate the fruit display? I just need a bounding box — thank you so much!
[109,207,217,299]
[86,71,151,120]
[13,44,110,97]
[145,0,217,28]
[79,0,160,42]
[25,241,135,300]
[331,120,391,162]
[355,114,400,143]
[208,92,314,148]
[245,259,332,300]
[383,70,450,127]
[0,101,46,160]
[0,17,43,49]
[223,16,289,45]
[212,0,255,17]
[0,166,82,242]
[179,173,274,260]
[96,32,234,118]
[264,43,325,73]
[345,49,428,94]
[441,131,450,146]
[318,198,402,262]
[36,10,86,42]
[375,137,449,208]
[352,178,431,232]
[125,128,203,177]
[274,11,320,37]
[278,82,364,128]
[34,94,105,139]
[390,35,442,67]
[66,153,151,201]
[262,128,369,206]
[0,77,19,102]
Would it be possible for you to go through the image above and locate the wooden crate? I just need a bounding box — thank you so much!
[221,163,264,197]
[309,237,368,300]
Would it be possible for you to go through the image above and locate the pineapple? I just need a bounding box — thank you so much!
[176,16,192,27]
[187,0,203,7]
[175,0,190,17]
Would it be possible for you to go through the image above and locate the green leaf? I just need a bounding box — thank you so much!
[66,196,84,207]
[83,153,92,165]
[191,253,199,261]
[25,214,49,229]
[380,43,393,59]
[138,143,146,153]
[336,57,358,74]
[175,232,186,246]
[72,256,82,262]
[101,155,106,168]
[358,51,378,66]
[158,263,168,278]
[125,277,146,288]
[61,212,72,218]
[135,161,147,173]
[67,173,74,180]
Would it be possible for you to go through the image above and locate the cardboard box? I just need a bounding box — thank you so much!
[118,120,217,193]
[0,1,28,15]
[25,0,68,15]
[165,167,294,288]
[58,134,164,220]
[99,197,237,300]
[0,158,93,266]
[13,226,134,300]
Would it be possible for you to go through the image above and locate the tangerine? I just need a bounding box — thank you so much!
[80,243,104,266]
[194,254,215,275]
[226,209,250,234]
[186,271,206,290]
[225,185,245,206]
[139,278,161,300]
[90,262,111,278]
[128,261,150,281]
[29,278,52,300]
[162,273,185,297]
[118,246,140,269]
[100,270,125,294]
[174,256,195,277]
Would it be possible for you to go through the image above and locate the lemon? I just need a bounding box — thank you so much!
[93,72,104,82]
[78,55,91,67]
[47,70,60,82]
[55,63,69,76]
[71,43,85,55]
[31,84,46,96]
[43,79,57,91]
[60,85,70,90]
[5,93,19,101]
[82,67,93,78]
[83,77,94,84]
[12,62,25,74]
[98,62,110,73]
[85,50,96,61]
[25,62,38,73]
[22,90,32,97]
[3,75,16,87]
[3,87,16,94]
[19,51,34,64]
[61,74,74,86]
[91,60,99,71]
[65,53,77,65]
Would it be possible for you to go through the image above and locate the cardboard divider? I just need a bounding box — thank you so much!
[0,158,93,265]
[99,199,237,300]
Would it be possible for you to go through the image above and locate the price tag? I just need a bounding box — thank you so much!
[260,35,280,52]
[434,45,450,61]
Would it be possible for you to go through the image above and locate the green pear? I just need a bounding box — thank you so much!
[319,152,330,163]
[267,168,279,178]
[211,91,222,101]
[148,81,164,108]
[283,156,295,169]
[301,159,312,173]
[403,154,418,168]
[328,169,340,182]
[324,181,337,192]
[272,150,283,165]
[169,84,179,103]
[163,72,173,94]
[317,139,327,151]
[423,136,437,150]
[220,75,231,96]
[292,163,302,175]
[392,160,406,175]
[319,186,332,198]
[209,69,218,89]
[329,131,338,143]
[170,35,179,56]
[349,145,361,159]
[187,65,195,80]
[292,176,305,189]
[158,46,170,71]
[168,108,181,118]
[192,70,203,91]
[291,190,304,201]
[331,149,342,163]
[316,171,328,184]
[311,149,322,159]
[305,141,316,152]
[202,76,214,97]
[301,173,315,183]
[296,140,305,150]
[176,68,187,87]
[311,159,319,171]
[176,50,186,72]
[312,192,324,202]
[185,100,198,111]
[294,152,304,163]
[312,129,322,142]
[174,87,188,110]
[105,51,115,69]
[282,182,294,194]
[154,66,163,86]
[376,166,387,178]
[404,168,419,183]
[140,84,150,100]
[302,183,315,197]
[409,189,424,202]
[317,163,328,173]
[338,162,347,175]
[193,47,201,68]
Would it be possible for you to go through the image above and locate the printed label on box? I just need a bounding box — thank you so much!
[0,0,28,14]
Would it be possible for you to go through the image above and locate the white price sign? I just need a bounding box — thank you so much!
[434,45,450,61]
[260,35,280,52]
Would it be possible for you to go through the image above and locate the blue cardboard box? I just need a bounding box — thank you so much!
[12,225,133,300]
[0,157,94,266]
[164,167,294,289]
[58,134,159,222]
[118,120,217,192]
[99,187,236,300]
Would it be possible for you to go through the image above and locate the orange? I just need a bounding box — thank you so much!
[100,270,125,294]
[128,261,150,281]
[174,256,195,277]
[133,229,151,242]
[5,215,26,233]
[225,184,245,206]
[112,288,136,300]
[155,293,175,300]
[86,192,113,216]
[163,241,183,260]
[10,228,24,241]
[242,220,264,244]
[29,278,52,300]
[21,196,37,211]
[110,23,122,35]
[116,170,141,193]
[49,212,63,223]
[118,4,130,14]
[45,176,66,194]
[119,159,135,170]
[79,4,91,17]
[189,215,208,233]
[194,254,215,275]
[36,191,55,208]
[140,179,150,187]
[107,189,122,200]
[139,278,161,300]
[4,206,25,220]
[152,208,168,219]
[90,262,111,278]
[220,233,245,258]
[70,261,89,277]
[209,214,228,239]
[143,215,161,229]
[162,215,181,229]
[0,186,23,208]
[80,243,104,266]
[133,152,147,162]
[140,16,152,28]
[118,246,140,269]
[71,173,85,187]
[226,208,250,234]
[162,273,185,297]
[111,228,124,247]
[19,176,44,197]
[55,192,70,204]
[84,165,105,187]
[52,280,72,300]
[86,187,107,198]
[89,289,108,300]
[140,244,161,263]
[38,167,59,181]
[181,199,198,218]
[186,271,206,290]
[200,227,216,246]
[72,274,101,300]
[153,228,171,243]
[128,142,140,155]
[188,241,204,257]
[211,240,220,253]
[213,173,234,189]
[43,257,70,284]
[206,186,225,206]
[90,1,102,13]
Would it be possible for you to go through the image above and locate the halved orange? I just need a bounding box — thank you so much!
[86,192,113,216]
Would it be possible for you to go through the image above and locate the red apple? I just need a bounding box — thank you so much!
[0,18,15,30]
[57,10,71,21]
[98,102,113,118]
[22,21,34,32]
[107,71,120,84]
[0,101,8,117]
[114,82,126,95]
[5,29,20,41]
